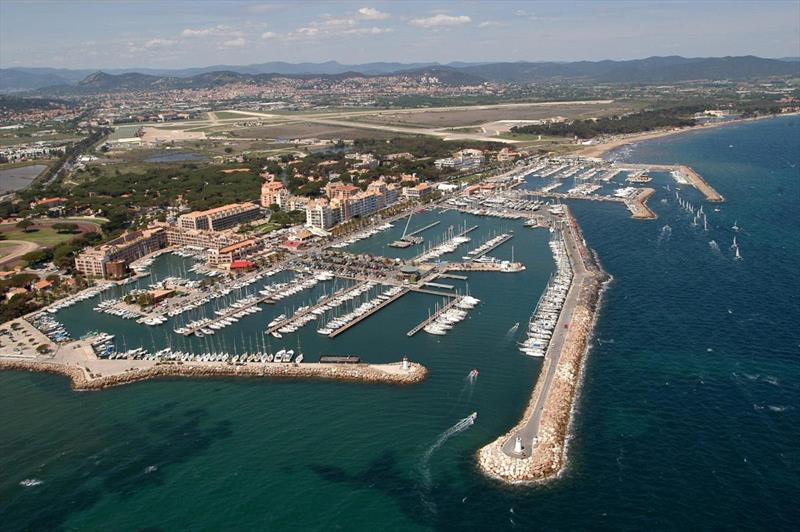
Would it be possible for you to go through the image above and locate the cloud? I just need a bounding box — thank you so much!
[344,27,392,35]
[408,14,471,28]
[219,37,246,48]
[181,26,243,38]
[144,38,176,49]
[358,7,390,20]
[283,14,392,41]
[261,31,277,40]
[479,21,503,29]
[128,38,177,52]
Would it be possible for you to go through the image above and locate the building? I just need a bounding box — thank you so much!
[207,238,263,266]
[306,178,401,230]
[402,182,432,200]
[305,199,338,230]
[325,183,360,200]
[29,197,66,210]
[435,149,485,171]
[164,226,241,250]
[177,202,261,232]
[260,181,286,208]
[74,228,167,279]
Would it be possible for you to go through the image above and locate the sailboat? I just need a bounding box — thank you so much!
[732,220,740,231]
[731,235,738,249]
[734,245,743,261]
[703,214,708,232]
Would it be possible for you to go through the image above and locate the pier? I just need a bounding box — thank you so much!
[405,220,441,237]
[410,224,479,262]
[264,281,368,335]
[406,296,464,336]
[328,287,410,338]
[468,233,513,259]
[182,294,275,336]
[620,163,724,202]
[477,206,608,484]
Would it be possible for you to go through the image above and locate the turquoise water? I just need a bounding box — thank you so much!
[2,116,799,530]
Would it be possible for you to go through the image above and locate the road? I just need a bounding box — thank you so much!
[0,240,40,269]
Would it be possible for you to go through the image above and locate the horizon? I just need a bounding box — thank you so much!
[1,0,799,69]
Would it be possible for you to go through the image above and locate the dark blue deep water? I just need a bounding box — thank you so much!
[1,116,798,530]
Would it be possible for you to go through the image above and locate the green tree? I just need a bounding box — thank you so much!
[16,219,34,233]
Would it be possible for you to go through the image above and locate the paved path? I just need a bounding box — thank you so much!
[0,240,39,268]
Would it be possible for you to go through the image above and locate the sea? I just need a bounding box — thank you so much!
[1,116,798,531]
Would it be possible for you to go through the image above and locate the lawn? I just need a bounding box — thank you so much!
[0,222,98,247]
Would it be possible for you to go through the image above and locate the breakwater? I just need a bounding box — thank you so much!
[0,358,427,391]
[476,208,609,483]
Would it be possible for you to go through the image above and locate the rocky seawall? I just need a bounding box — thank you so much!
[476,208,609,484]
[0,359,428,391]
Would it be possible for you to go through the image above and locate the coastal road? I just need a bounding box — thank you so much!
[500,216,589,459]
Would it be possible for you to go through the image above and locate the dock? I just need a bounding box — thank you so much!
[410,224,479,262]
[265,281,367,335]
[406,220,441,237]
[182,294,275,336]
[423,281,454,290]
[468,233,513,259]
[406,296,464,336]
[328,287,410,338]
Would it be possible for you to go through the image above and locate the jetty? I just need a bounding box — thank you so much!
[477,206,608,484]
[328,287,410,338]
[265,281,368,335]
[0,317,428,389]
[620,163,724,202]
[406,296,464,336]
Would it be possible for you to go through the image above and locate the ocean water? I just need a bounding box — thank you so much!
[1,116,799,530]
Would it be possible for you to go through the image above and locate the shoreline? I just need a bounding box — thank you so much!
[476,208,609,484]
[0,358,428,390]
[577,112,799,159]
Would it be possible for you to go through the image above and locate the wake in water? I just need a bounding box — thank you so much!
[657,224,672,244]
[709,240,722,256]
[19,478,43,487]
[451,370,479,409]
[418,412,478,512]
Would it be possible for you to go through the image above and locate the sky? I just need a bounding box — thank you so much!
[1,0,798,69]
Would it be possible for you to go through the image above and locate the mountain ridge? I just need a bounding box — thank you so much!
[2,56,797,93]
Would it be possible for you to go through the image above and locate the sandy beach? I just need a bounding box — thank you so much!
[577,112,799,159]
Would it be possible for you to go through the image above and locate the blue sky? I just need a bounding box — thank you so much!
[1,1,798,69]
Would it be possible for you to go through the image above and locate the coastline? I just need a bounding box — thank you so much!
[577,112,799,159]
[0,358,428,390]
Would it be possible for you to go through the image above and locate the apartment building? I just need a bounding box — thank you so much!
[177,202,261,231]
[74,228,167,279]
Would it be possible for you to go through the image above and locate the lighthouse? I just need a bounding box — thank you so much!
[513,435,523,454]
[402,355,409,371]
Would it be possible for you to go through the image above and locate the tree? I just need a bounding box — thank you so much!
[52,222,80,234]
[16,219,34,232]
[21,249,53,267]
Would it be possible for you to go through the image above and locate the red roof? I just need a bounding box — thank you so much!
[230,260,254,269]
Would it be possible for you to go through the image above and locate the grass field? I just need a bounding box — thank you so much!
[0,226,78,247]
[0,220,101,247]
